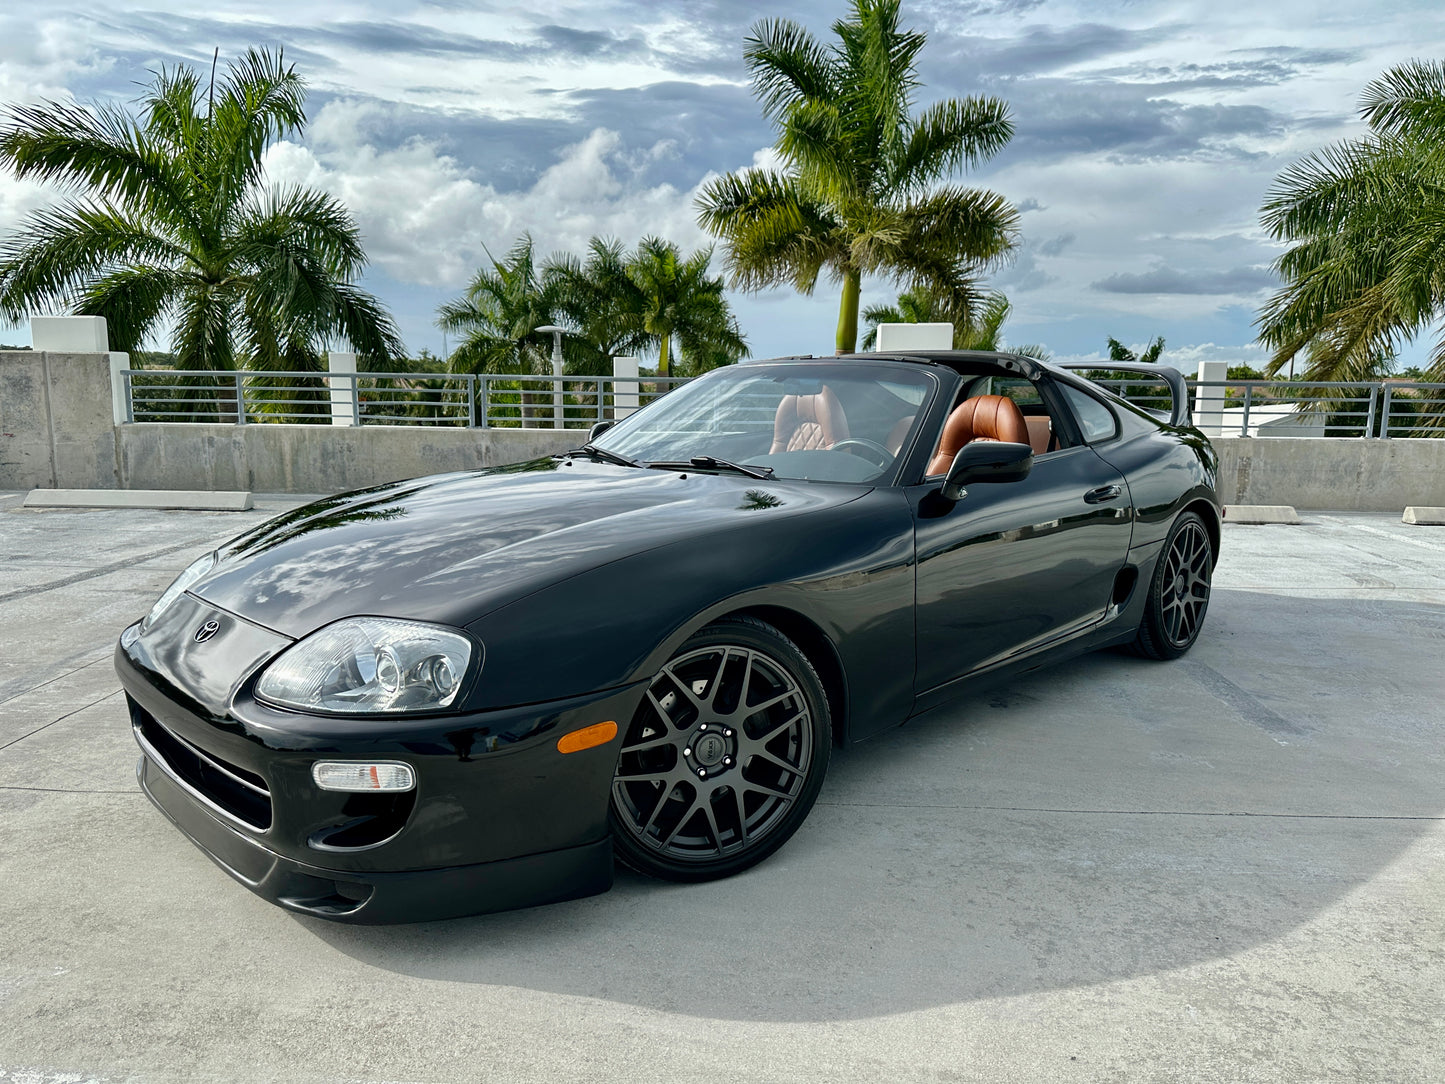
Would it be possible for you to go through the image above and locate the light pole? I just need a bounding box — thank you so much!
[535,325,566,429]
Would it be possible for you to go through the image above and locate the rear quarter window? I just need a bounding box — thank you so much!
[1061,384,1119,443]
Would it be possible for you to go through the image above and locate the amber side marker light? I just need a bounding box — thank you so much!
[557,721,618,754]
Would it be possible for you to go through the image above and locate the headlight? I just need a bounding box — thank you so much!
[256,618,476,714]
[142,552,216,631]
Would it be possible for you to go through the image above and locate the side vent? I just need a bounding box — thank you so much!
[1111,567,1139,609]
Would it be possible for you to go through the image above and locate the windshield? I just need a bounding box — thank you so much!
[592,362,937,483]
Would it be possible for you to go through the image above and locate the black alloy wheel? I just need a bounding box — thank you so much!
[1133,510,1214,660]
[610,616,831,882]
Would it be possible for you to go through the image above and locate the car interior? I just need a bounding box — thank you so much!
[598,360,1081,485]
[766,365,1071,482]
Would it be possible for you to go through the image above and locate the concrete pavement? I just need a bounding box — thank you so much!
[1,495,1442,1082]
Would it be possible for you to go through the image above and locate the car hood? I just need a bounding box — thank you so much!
[192,457,868,638]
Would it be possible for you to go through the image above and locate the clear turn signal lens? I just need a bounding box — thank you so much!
[312,761,416,793]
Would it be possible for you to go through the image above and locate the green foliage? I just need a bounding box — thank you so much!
[0,48,402,372]
[441,233,747,383]
[1107,336,1165,364]
[620,237,748,377]
[696,0,1018,353]
[1256,59,1445,387]
[438,234,566,378]
[1227,365,1265,381]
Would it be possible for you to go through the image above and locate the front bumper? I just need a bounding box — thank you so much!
[136,752,613,923]
[116,606,648,923]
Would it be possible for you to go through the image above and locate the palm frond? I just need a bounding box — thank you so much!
[76,266,187,353]
[1360,58,1445,140]
[0,99,195,230]
[744,19,836,124]
[235,185,369,279]
[893,96,1013,191]
[0,198,189,320]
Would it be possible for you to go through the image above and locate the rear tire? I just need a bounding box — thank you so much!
[610,616,831,882]
[1132,511,1213,660]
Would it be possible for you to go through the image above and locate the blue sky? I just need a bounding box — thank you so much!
[2,0,1442,372]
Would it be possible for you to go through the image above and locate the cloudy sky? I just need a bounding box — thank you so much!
[2,0,1442,371]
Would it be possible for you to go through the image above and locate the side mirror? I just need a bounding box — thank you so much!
[588,420,616,442]
[940,441,1033,502]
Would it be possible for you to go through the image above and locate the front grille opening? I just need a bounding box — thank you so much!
[308,792,416,851]
[130,699,273,831]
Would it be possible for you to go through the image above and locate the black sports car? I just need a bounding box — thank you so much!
[116,351,1219,923]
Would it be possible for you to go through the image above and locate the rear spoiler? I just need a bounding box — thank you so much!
[1056,363,1192,428]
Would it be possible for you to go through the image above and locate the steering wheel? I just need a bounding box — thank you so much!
[830,438,893,468]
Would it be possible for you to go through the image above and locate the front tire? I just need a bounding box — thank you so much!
[610,616,831,882]
[1132,510,1214,660]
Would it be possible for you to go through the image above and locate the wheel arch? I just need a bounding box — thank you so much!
[1182,497,1221,567]
[721,605,850,749]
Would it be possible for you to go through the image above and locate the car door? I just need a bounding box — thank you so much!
[909,429,1134,694]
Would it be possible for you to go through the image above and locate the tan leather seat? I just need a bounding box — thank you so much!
[771,387,849,453]
[1024,416,1053,455]
[884,415,913,455]
[927,394,1031,476]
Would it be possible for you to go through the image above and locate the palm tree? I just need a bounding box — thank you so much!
[544,236,650,376]
[0,48,401,374]
[1107,336,1165,363]
[625,237,747,377]
[438,234,566,377]
[696,0,1018,354]
[1256,59,1445,385]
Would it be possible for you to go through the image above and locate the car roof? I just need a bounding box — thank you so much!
[741,350,1052,380]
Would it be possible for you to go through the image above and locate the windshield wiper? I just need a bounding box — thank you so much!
[649,455,774,480]
[564,443,644,468]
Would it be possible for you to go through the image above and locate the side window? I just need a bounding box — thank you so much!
[1061,384,1119,443]
[970,376,1042,408]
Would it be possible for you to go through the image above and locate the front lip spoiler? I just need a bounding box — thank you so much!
[137,752,613,924]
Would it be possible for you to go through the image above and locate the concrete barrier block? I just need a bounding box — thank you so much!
[1224,505,1301,524]
[1402,506,1445,525]
[30,316,108,352]
[875,323,954,351]
[23,488,253,511]
[0,350,55,489]
[43,353,120,489]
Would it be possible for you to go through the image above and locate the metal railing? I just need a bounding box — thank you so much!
[1084,377,1445,438]
[122,370,692,428]
[121,368,1445,438]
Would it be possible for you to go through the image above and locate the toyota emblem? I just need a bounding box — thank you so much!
[194,619,221,643]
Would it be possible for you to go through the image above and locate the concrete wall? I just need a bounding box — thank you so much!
[111,429,1445,507]
[116,422,578,493]
[1213,437,1445,512]
[0,350,119,489]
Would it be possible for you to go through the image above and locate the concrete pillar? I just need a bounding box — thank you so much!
[328,351,358,427]
[1195,360,1228,437]
[874,323,953,352]
[612,355,640,418]
[109,353,131,426]
[31,315,109,353]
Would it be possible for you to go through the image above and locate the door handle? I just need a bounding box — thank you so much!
[1083,484,1122,504]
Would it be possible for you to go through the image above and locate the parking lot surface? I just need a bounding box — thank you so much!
[1,491,1442,1083]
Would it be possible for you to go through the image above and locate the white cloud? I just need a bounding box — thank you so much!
[263,101,713,289]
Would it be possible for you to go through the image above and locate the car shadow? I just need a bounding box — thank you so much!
[301,589,1445,1022]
